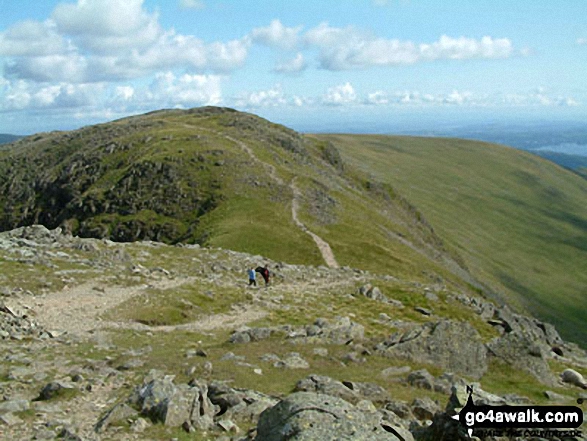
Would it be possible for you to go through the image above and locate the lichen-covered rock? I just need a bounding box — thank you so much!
[378,320,487,379]
[256,392,404,441]
[486,331,558,386]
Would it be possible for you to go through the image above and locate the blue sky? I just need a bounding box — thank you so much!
[0,0,586,134]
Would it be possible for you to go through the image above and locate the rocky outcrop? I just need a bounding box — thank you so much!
[294,375,390,405]
[486,330,559,386]
[255,392,410,441]
[376,320,488,379]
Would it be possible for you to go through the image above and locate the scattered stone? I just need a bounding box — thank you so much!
[407,369,435,390]
[37,382,75,401]
[130,417,151,433]
[414,306,431,316]
[313,347,328,357]
[57,428,82,440]
[381,366,411,377]
[411,397,440,421]
[217,419,239,433]
[0,412,23,426]
[543,390,569,401]
[561,369,587,389]
[274,353,309,369]
[0,399,30,413]
[95,403,138,433]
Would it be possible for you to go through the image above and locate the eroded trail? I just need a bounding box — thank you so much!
[222,133,340,269]
[33,277,267,337]
[290,178,340,268]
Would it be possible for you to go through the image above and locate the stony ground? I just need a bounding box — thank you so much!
[1,226,586,440]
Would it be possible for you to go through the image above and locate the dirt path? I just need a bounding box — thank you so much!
[290,178,340,268]
[221,132,340,269]
[32,277,266,337]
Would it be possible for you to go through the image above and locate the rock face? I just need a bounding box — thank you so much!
[130,376,215,430]
[255,392,406,441]
[377,320,488,379]
[486,331,558,386]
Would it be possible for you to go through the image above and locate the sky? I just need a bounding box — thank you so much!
[0,0,586,134]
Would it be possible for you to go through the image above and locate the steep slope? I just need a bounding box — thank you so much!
[314,134,587,346]
[0,107,468,289]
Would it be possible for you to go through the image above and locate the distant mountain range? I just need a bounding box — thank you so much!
[0,133,22,144]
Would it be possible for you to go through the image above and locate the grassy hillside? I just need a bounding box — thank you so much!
[314,134,587,346]
[1,108,585,346]
[0,107,468,289]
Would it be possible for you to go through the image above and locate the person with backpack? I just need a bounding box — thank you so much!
[247,267,257,287]
[255,264,270,286]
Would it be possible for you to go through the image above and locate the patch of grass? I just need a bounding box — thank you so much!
[104,280,249,326]
[481,359,575,405]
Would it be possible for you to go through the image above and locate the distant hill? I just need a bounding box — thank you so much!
[0,133,21,144]
[532,150,587,170]
[1,107,585,346]
[314,134,587,346]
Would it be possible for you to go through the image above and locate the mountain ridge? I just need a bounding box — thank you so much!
[0,106,585,348]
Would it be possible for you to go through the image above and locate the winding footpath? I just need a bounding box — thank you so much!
[221,133,339,268]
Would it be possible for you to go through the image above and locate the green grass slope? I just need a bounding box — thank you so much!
[0,108,468,288]
[315,134,587,346]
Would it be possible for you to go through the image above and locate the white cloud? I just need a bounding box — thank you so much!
[322,82,357,106]
[51,0,162,54]
[274,53,307,74]
[179,0,205,10]
[236,86,287,108]
[366,91,388,105]
[251,19,302,50]
[114,86,135,102]
[147,72,222,106]
[0,20,67,57]
[419,35,512,60]
[304,22,513,70]
[6,53,88,83]
[0,78,103,110]
[577,38,587,46]
[443,90,473,105]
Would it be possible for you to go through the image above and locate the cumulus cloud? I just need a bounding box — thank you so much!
[0,78,103,111]
[51,0,162,53]
[304,22,513,70]
[420,35,512,60]
[236,86,287,108]
[1,0,250,85]
[322,82,357,106]
[0,20,67,57]
[179,0,205,9]
[251,19,302,50]
[274,53,307,74]
[365,91,388,105]
[6,53,88,83]
[146,72,222,106]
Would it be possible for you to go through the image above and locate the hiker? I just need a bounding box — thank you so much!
[247,267,257,286]
[255,264,270,286]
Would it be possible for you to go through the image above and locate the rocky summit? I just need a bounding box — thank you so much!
[0,224,586,440]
